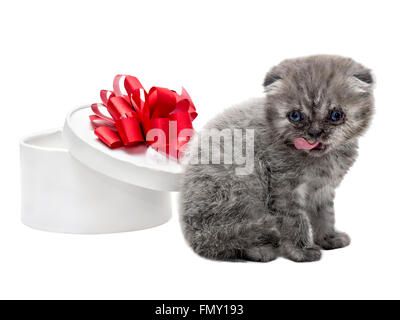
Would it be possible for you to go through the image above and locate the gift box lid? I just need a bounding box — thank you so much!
[62,106,183,191]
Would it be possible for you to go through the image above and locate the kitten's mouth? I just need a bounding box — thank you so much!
[294,138,325,151]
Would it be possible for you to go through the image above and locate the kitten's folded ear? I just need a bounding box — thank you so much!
[353,70,374,85]
[263,71,283,94]
[350,68,375,93]
[263,72,282,87]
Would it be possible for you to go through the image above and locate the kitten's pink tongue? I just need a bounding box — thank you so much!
[294,138,319,150]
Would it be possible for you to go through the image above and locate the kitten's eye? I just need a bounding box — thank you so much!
[330,110,344,122]
[288,110,303,122]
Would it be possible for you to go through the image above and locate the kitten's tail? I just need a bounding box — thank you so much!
[183,216,280,261]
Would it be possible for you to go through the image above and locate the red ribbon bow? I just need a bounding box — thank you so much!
[89,75,197,158]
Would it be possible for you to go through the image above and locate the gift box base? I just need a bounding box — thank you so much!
[20,129,172,234]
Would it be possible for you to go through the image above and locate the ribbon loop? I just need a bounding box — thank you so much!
[94,126,123,149]
[115,117,144,146]
[90,103,114,125]
[108,96,134,120]
[147,87,177,119]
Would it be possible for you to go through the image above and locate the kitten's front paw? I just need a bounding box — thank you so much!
[315,232,351,250]
[256,227,281,248]
[282,243,322,263]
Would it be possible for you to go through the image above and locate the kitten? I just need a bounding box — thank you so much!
[179,55,375,262]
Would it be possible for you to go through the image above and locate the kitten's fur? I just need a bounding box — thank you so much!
[180,55,375,262]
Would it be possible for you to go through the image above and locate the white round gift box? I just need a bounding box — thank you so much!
[20,106,183,234]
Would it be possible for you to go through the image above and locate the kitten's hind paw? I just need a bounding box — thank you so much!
[242,246,278,262]
[315,232,351,250]
[282,243,322,263]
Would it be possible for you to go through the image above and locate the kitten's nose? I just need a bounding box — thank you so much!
[308,130,323,138]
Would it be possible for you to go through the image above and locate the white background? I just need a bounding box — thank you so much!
[1,0,399,299]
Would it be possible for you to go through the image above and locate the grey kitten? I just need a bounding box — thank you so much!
[180,55,375,262]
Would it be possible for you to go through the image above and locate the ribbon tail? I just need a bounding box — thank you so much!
[180,87,197,121]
